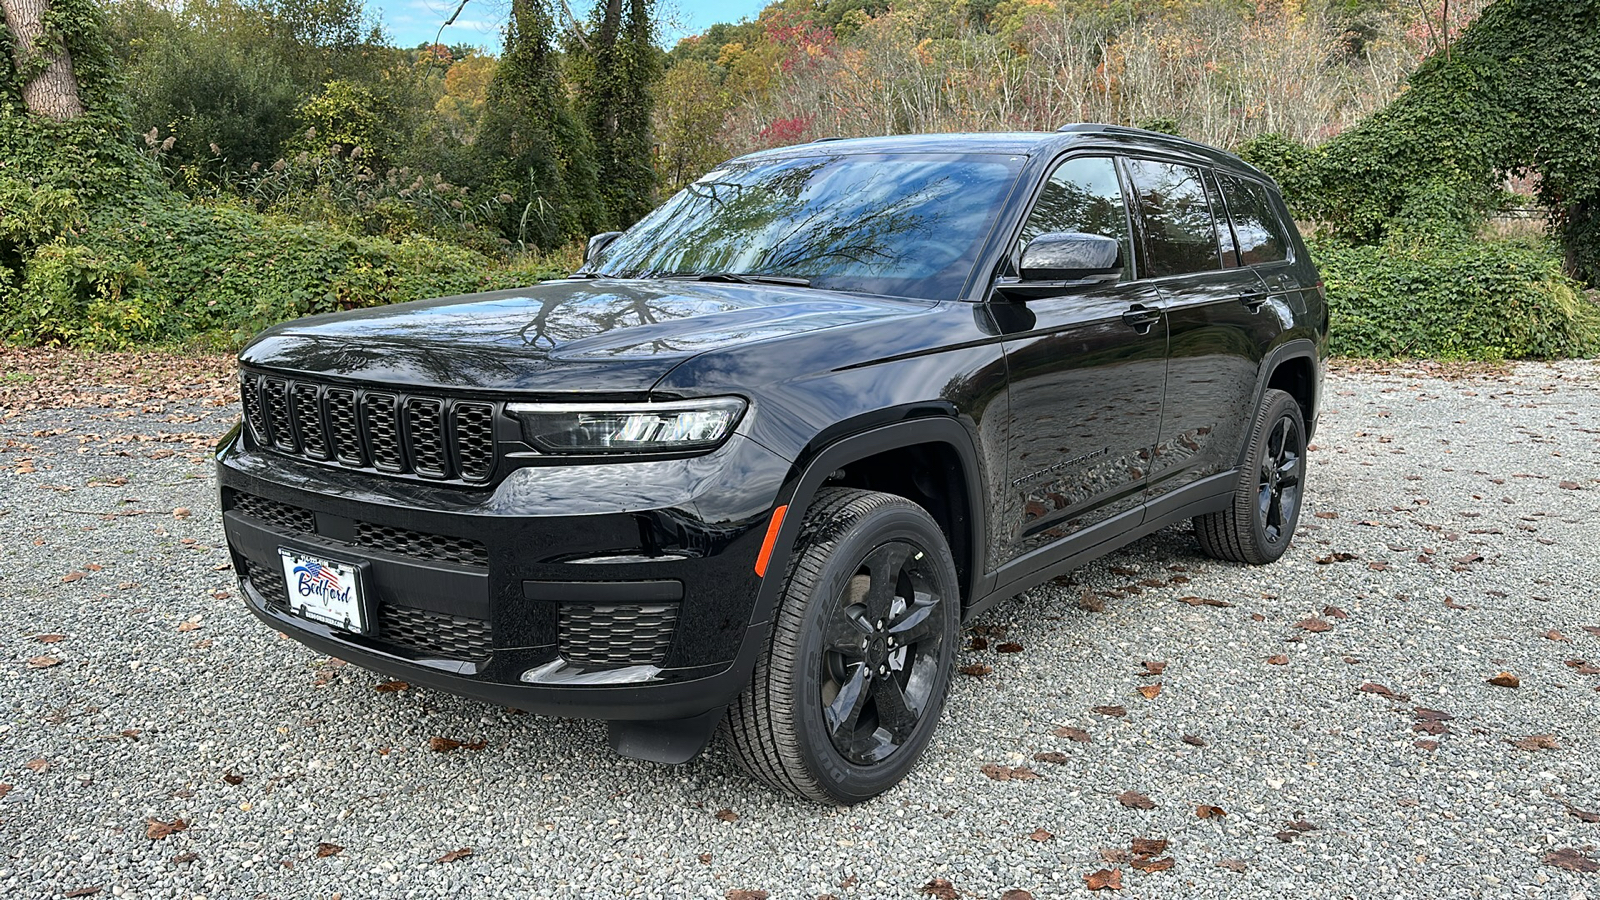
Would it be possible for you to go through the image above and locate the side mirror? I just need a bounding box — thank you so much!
[1018,232,1122,282]
[585,231,624,266]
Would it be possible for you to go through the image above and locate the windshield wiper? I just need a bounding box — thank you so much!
[691,272,812,288]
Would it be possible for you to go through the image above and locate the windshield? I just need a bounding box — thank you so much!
[590,152,1025,300]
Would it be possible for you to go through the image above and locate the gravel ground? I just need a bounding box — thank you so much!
[3,357,1599,900]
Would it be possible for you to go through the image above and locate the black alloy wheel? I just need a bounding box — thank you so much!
[724,488,960,804]
[1194,388,1308,565]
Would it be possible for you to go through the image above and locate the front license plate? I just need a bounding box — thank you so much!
[277,548,368,634]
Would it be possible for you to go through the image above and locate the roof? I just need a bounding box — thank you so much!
[733,124,1272,184]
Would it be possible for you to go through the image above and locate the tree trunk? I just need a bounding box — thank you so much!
[1,0,85,120]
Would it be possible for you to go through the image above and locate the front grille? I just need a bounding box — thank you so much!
[239,372,496,484]
[559,603,679,669]
[354,521,489,567]
[243,557,290,607]
[232,493,316,533]
[229,492,488,569]
[376,605,492,661]
[241,558,491,662]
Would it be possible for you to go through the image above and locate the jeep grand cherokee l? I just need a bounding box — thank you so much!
[218,125,1326,804]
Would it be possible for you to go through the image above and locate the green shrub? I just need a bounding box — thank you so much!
[1,194,570,349]
[1313,235,1600,360]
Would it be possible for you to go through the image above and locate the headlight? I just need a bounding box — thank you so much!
[505,397,747,455]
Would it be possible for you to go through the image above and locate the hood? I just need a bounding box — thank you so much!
[238,279,932,394]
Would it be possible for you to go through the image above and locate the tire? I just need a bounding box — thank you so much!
[1194,388,1307,565]
[723,488,960,805]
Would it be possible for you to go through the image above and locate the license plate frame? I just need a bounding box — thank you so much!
[277,547,370,634]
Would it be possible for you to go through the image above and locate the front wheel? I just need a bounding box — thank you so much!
[723,488,960,804]
[1194,388,1307,565]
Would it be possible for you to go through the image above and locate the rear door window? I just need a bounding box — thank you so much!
[1218,174,1290,265]
[1122,158,1221,278]
[1202,170,1240,269]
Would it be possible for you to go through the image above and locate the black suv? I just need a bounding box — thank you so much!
[218,125,1325,803]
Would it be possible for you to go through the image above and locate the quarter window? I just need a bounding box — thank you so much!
[1218,174,1290,265]
[1122,158,1221,278]
[1019,156,1134,280]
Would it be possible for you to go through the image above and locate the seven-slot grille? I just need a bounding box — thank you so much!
[240,372,495,484]
[559,603,680,669]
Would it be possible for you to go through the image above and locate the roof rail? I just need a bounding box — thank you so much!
[809,135,850,143]
[1055,123,1156,136]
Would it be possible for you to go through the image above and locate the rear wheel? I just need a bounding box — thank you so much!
[1194,388,1306,565]
[723,488,959,804]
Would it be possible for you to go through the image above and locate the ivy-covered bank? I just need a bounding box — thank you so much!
[0,0,566,350]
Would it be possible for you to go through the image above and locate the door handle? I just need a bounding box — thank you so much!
[1120,305,1161,334]
[1239,290,1270,312]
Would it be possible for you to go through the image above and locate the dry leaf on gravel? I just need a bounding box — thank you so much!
[1000,891,1034,900]
[1177,596,1233,607]
[1195,804,1227,819]
[61,571,84,583]
[1033,752,1070,765]
[1092,705,1126,717]
[1266,654,1289,665]
[315,842,342,858]
[1507,734,1560,751]
[715,808,738,822]
[958,664,993,677]
[996,642,1024,653]
[1083,869,1123,891]
[222,773,244,785]
[1136,683,1162,700]
[919,877,958,899]
[34,633,64,643]
[1216,859,1248,873]
[373,680,410,692]
[1566,806,1600,823]
[1054,726,1092,743]
[726,892,769,900]
[1487,672,1521,688]
[968,636,988,651]
[1322,605,1348,619]
[1182,734,1206,747]
[146,818,188,840]
[428,737,462,752]
[435,848,473,864]
[27,656,61,669]
[1294,617,1332,632]
[62,889,101,899]
[1315,552,1359,564]
[1131,856,1174,873]
[24,758,49,773]
[1130,837,1168,855]
[1358,682,1408,700]
[1140,660,1166,676]
[1543,629,1570,642]
[1028,828,1053,842]
[1117,791,1156,810]
[1544,848,1600,873]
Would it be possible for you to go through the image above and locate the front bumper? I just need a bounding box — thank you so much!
[217,425,793,722]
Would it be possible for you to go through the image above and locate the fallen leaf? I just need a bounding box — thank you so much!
[428,737,462,752]
[715,808,739,822]
[1285,820,1318,832]
[1130,837,1168,856]
[1033,752,1070,765]
[1294,618,1332,633]
[1414,707,1454,721]
[1028,827,1053,841]
[1414,739,1440,751]
[0,784,11,798]
[1266,654,1289,665]
[1195,804,1226,819]
[1544,848,1600,873]
[315,842,342,858]
[1566,806,1600,823]
[1444,597,1469,610]
[1358,682,1408,700]
[170,853,198,864]
[1083,869,1122,891]
[1487,672,1520,688]
[173,507,191,518]
[968,636,988,651]
[958,664,992,677]
[222,773,244,786]
[1136,683,1163,700]
[1314,511,1338,519]
[63,889,101,899]
[1559,481,1582,491]
[1000,892,1034,900]
[1117,790,1155,810]
[1176,596,1233,608]
[1543,629,1570,642]
[1181,734,1206,747]
[919,877,959,899]
[373,680,409,692]
[1099,848,1131,864]
[1507,734,1560,751]
[1140,660,1167,676]
[1322,605,1349,619]
[1054,726,1092,743]
[177,621,201,632]
[1584,626,1600,638]
[1315,552,1359,564]
[726,892,769,900]
[1130,856,1174,873]
[1091,705,1126,718]
[34,633,64,643]
[61,571,85,583]
[24,758,48,773]
[435,847,473,864]
[146,818,188,841]
[980,764,1035,781]
[1274,830,1298,842]
[996,641,1024,653]
[27,656,61,669]
[1216,859,1248,873]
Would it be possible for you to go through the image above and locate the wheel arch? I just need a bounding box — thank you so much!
[749,413,988,627]
[1247,339,1321,456]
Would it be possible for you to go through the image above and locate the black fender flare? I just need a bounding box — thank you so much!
[746,413,989,628]
[1241,337,1322,464]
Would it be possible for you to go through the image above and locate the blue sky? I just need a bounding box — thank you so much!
[367,0,771,51]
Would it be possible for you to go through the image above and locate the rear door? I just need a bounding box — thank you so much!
[995,155,1167,564]
[1120,157,1273,496]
